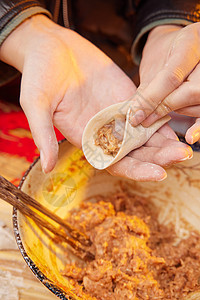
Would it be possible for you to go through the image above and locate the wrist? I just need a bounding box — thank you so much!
[0,15,55,72]
[150,24,182,37]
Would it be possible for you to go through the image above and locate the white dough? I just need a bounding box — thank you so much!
[82,100,170,170]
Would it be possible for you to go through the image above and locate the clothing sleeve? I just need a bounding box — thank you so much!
[131,0,200,65]
[0,0,52,46]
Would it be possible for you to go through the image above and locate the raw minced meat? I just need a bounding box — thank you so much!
[94,115,126,157]
[62,190,200,300]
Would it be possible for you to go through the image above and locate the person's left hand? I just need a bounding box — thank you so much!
[129,23,200,144]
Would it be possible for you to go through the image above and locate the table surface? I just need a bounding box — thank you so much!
[0,101,57,299]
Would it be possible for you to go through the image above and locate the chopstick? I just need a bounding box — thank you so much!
[0,176,94,261]
[0,176,90,246]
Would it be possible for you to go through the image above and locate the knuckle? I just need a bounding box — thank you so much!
[154,107,166,117]
[167,68,184,89]
[161,98,172,113]
[141,95,158,113]
[155,105,165,116]
[152,99,172,117]
[146,95,158,108]
[133,91,157,115]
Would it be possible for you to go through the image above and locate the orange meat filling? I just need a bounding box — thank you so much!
[62,190,200,299]
[94,115,126,157]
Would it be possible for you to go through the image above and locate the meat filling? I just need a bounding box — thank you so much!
[63,190,200,300]
[94,115,126,156]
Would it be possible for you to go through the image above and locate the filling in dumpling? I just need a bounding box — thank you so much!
[94,115,126,156]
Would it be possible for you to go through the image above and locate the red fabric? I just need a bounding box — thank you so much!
[0,100,64,176]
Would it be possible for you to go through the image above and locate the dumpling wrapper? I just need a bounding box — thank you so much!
[82,100,171,170]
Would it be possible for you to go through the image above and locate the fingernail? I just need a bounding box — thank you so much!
[187,148,193,159]
[191,131,200,144]
[129,110,146,127]
[40,150,47,174]
[178,147,193,162]
[188,154,193,160]
[179,154,193,162]
[157,173,167,182]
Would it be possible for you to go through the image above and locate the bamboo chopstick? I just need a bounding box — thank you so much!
[0,176,90,246]
[0,176,94,261]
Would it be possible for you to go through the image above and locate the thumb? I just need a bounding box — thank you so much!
[129,24,200,126]
[20,91,58,174]
[185,118,200,144]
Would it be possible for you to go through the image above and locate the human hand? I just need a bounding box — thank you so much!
[0,16,192,181]
[108,123,193,181]
[0,15,135,170]
[129,23,200,144]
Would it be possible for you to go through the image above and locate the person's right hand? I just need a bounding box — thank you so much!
[129,23,200,145]
[0,15,192,181]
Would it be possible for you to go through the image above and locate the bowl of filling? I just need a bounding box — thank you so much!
[13,139,200,300]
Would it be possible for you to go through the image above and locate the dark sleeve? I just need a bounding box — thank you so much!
[131,0,200,64]
[0,0,52,46]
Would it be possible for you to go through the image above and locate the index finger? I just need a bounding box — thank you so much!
[129,27,200,126]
